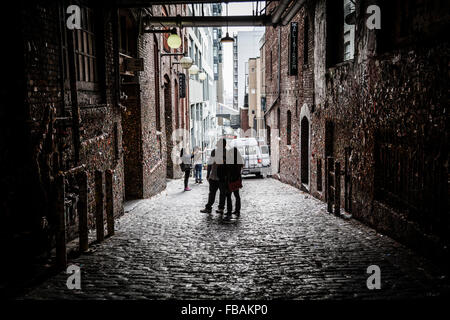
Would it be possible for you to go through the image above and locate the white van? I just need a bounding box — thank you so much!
[228,138,264,177]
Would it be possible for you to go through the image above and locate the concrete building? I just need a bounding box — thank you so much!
[187,4,217,156]
[232,30,265,111]
[212,3,224,105]
[232,35,239,109]
[247,57,262,138]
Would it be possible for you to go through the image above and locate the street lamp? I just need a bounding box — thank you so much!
[167,28,182,49]
[198,72,207,81]
[189,64,199,75]
[144,27,182,50]
[220,3,234,44]
[180,56,193,69]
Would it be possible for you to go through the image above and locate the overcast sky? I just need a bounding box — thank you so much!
[221,2,265,104]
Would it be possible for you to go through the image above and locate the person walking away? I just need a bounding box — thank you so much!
[193,147,204,184]
[200,140,227,213]
[224,146,244,217]
[180,147,193,191]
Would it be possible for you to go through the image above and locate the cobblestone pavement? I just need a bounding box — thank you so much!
[22,176,449,299]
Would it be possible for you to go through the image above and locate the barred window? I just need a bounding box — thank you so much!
[73,6,98,83]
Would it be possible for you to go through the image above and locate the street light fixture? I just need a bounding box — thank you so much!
[220,3,234,44]
[198,72,207,81]
[189,64,199,75]
[167,29,182,49]
[144,27,182,50]
[180,56,193,69]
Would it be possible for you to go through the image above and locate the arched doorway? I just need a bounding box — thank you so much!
[300,104,311,190]
[164,75,174,178]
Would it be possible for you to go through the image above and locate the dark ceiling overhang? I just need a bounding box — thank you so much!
[116,0,260,5]
[144,15,269,27]
[114,0,305,27]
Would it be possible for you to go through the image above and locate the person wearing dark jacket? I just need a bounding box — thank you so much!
[200,139,227,213]
[224,146,244,217]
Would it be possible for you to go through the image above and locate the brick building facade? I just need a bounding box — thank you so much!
[0,0,189,287]
[265,0,449,262]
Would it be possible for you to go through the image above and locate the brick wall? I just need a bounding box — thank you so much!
[265,5,312,189]
[2,1,125,259]
[264,0,449,261]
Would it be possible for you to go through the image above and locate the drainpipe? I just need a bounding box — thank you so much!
[281,0,306,26]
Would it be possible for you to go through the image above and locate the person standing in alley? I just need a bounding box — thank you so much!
[224,146,244,217]
[200,139,227,213]
[193,147,204,184]
[180,147,193,191]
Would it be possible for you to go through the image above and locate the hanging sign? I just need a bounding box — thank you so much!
[179,73,186,98]
[289,22,298,75]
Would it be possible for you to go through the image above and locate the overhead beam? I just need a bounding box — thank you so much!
[281,0,306,26]
[144,15,270,27]
[271,0,292,24]
[116,0,264,7]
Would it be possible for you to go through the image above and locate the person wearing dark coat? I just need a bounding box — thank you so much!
[224,147,244,216]
[200,139,227,213]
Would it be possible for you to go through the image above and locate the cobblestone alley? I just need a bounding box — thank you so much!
[21,177,449,300]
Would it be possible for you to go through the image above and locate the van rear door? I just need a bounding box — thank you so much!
[246,145,261,169]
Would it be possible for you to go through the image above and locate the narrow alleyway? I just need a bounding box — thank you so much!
[22,177,448,300]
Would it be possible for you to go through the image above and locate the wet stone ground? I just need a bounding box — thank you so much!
[22,175,449,299]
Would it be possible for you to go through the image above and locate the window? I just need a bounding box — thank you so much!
[74,6,98,83]
[289,22,299,75]
[287,110,292,146]
[326,0,355,66]
[374,128,447,229]
[189,36,194,60]
[344,41,352,61]
[269,51,273,79]
[175,79,179,129]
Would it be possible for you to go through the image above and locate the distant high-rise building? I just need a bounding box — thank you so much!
[232,30,265,111]
[212,3,223,105]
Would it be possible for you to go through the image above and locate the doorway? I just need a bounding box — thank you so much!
[344,147,352,213]
[164,75,174,178]
[299,104,311,190]
[300,116,310,186]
